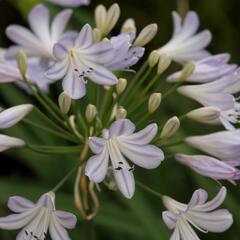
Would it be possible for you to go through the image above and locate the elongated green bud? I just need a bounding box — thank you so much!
[121,18,136,33]
[58,92,71,114]
[148,50,160,68]
[160,116,180,139]
[148,93,162,113]
[157,54,172,75]
[116,107,127,120]
[180,61,195,81]
[116,78,127,95]
[86,104,98,123]
[17,50,27,76]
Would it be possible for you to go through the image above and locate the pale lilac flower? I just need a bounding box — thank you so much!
[175,153,240,184]
[162,187,233,240]
[186,131,240,161]
[0,104,33,129]
[47,0,90,7]
[158,11,212,64]
[168,54,237,83]
[5,4,73,59]
[85,119,164,198]
[47,24,118,99]
[0,134,25,152]
[0,192,77,239]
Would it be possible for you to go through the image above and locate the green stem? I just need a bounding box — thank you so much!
[162,81,183,100]
[84,219,93,240]
[136,181,163,199]
[142,74,160,95]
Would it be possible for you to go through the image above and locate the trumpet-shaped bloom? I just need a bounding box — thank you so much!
[6,4,73,59]
[162,187,233,240]
[158,11,212,64]
[47,24,118,99]
[168,54,237,83]
[185,131,240,161]
[47,0,90,7]
[175,153,240,184]
[0,104,33,129]
[85,119,164,198]
[0,192,77,240]
[0,134,25,152]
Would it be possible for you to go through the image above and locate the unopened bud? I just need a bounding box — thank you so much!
[116,78,127,95]
[95,5,107,31]
[148,93,162,113]
[148,50,160,68]
[116,107,127,120]
[93,28,102,41]
[133,24,158,47]
[187,107,221,124]
[180,61,195,81]
[58,92,71,114]
[105,3,120,34]
[121,18,136,33]
[17,51,27,76]
[157,54,172,75]
[86,104,98,123]
[160,116,180,139]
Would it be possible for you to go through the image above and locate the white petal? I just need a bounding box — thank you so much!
[88,137,106,154]
[85,147,109,183]
[0,134,25,152]
[48,0,90,7]
[0,104,33,129]
[8,196,35,213]
[162,211,178,229]
[171,12,182,38]
[51,9,73,42]
[37,192,55,210]
[54,211,77,229]
[117,141,164,169]
[170,227,181,240]
[0,63,21,82]
[178,218,201,240]
[119,123,158,144]
[187,189,208,209]
[47,59,69,80]
[109,119,136,137]
[75,24,93,49]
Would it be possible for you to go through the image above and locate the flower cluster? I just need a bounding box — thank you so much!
[0,1,238,240]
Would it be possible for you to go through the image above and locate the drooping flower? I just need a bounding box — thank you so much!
[157,11,212,64]
[47,0,90,7]
[175,153,240,184]
[168,54,237,83]
[47,24,118,99]
[185,130,240,161]
[0,192,77,240]
[0,134,25,152]
[5,4,73,59]
[162,187,233,240]
[85,119,164,198]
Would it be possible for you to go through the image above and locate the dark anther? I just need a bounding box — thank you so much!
[115,167,122,171]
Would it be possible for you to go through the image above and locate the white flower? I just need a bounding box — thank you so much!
[0,192,77,240]
[47,24,118,99]
[175,153,240,184]
[5,4,73,59]
[47,0,90,7]
[0,134,25,152]
[85,119,164,198]
[162,187,233,240]
[157,11,212,64]
[0,104,33,129]
[168,54,237,83]
[185,130,240,161]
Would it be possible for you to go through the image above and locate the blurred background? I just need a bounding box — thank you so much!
[0,0,240,239]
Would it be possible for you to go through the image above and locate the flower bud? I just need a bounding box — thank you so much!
[180,61,195,81]
[116,107,127,120]
[157,54,172,75]
[121,18,136,33]
[17,50,27,76]
[86,104,98,123]
[93,28,102,41]
[116,78,127,95]
[148,93,162,113]
[105,3,120,35]
[58,92,71,114]
[160,116,180,139]
[187,107,221,124]
[133,24,158,47]
[148,50,160,68]
[95,4,107,31]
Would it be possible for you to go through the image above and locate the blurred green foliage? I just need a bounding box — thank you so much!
[0,0,240,239]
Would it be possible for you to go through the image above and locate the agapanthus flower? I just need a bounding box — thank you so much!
[5,4,73,59]
[185,130,240,161]
[47,0,90,7]
[47,24,118,99]
[168,54,237,83]
[157,11,212,64]
[0,134,25,152]
[0,192,77,240]
[85,119,164,198]
[162,187,233,240]
[175,153,240,184]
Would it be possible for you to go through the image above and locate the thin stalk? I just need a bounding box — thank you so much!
[162,81,183,100]
[136,181,163,199]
